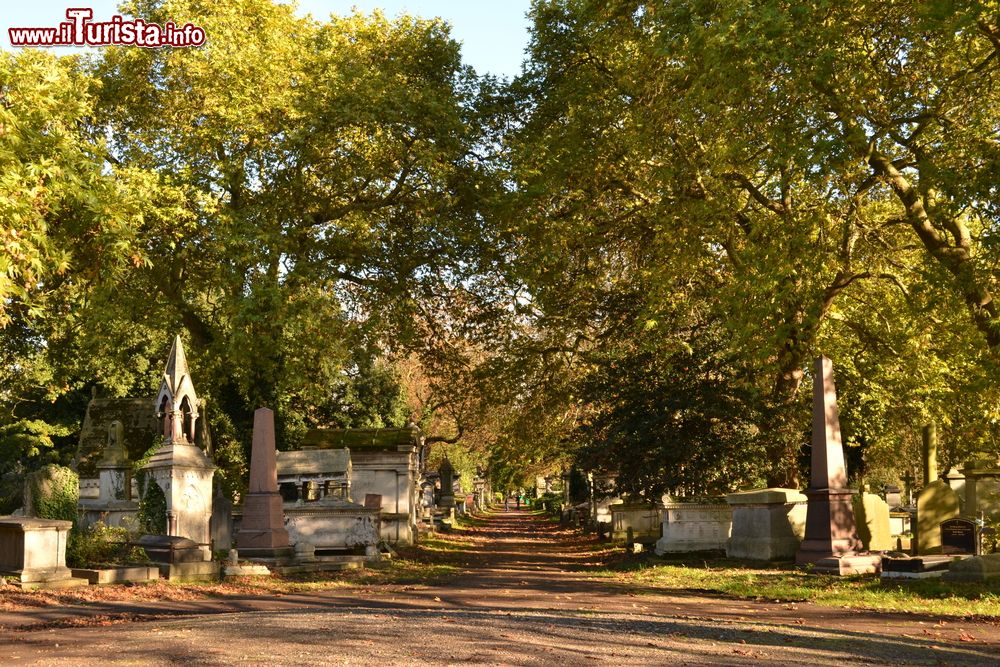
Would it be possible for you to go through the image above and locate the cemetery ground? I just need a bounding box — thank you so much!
[0,511,998,666]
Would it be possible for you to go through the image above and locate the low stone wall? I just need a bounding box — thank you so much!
[655,502,732,554]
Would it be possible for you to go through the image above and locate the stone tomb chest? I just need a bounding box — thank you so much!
[0,517,87,589]
[610,504,662,543]
[726,488,807,560]
[276,448,379,552]
[655,499,732,554]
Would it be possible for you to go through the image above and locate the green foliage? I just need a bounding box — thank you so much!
[25,464,78,523]
[137,479,167,535]
[5,0,1000,512]
[66,521,149,569]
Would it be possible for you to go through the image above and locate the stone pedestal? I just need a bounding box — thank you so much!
[0,518,87,589]
[726,488,807,560]
[236,408,290,555]
[796,488,863,559]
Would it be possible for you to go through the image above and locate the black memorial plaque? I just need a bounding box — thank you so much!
[940,517,977,555]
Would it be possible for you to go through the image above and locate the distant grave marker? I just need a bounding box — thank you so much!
[940,517,977,555]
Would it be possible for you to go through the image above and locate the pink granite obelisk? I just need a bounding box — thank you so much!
[796,356,880,574]
[235,408,290,554]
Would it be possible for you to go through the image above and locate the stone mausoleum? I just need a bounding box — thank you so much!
[300,426,424,545]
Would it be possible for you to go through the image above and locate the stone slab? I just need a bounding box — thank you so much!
[157,560,218,581]
[70,566,160,585]
[881,555,958,580]
[943,554,1000,582]
[14,576,89,591]
[223,564,271,577]
[726,488,807,505]
[806,553,881,576]
[881,569,947,579]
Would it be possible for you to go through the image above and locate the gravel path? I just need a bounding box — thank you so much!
[1,510,998,666]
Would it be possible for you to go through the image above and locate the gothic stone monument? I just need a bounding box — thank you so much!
[236,407,291,556]
[141,336,216,553]
[795,356,880,574]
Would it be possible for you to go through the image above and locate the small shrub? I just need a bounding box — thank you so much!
[137,479,167,534]
[67,521,150,568]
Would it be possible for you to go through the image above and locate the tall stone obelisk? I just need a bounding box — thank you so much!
[235,408,291,556]
[796,356,880,574]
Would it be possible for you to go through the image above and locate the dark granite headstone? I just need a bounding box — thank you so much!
[941,518,977,555]
[210,487,233,552]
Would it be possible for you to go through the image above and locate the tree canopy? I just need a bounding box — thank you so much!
[1,0,998,507]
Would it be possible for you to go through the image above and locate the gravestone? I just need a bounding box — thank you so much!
[940,517,977,555]
[210,484,233,552]
[853,492,893,552]
[97,421,130,503]
[916,423,961,554]
[796,356,880,574]
[438,457,455,510]
[884,485,902,510]
[916,481,961,554]
[364,494,382,510]
[235,407,290,556]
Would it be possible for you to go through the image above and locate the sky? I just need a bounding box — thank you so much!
[1,1,534,78]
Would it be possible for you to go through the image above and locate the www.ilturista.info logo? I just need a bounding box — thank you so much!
[8,8,206,48]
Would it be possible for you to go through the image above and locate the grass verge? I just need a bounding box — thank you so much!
[592,555,1000,618]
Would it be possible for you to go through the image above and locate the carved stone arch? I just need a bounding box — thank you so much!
[180,395,194,443]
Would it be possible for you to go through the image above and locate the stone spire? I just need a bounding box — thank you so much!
[796,356,880,575]
[154,335,199,444]
[162,335,190,397]
[811,355,848,490]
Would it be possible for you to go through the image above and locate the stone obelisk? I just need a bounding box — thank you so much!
[796,356,880,574]
[235,408,290,556]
